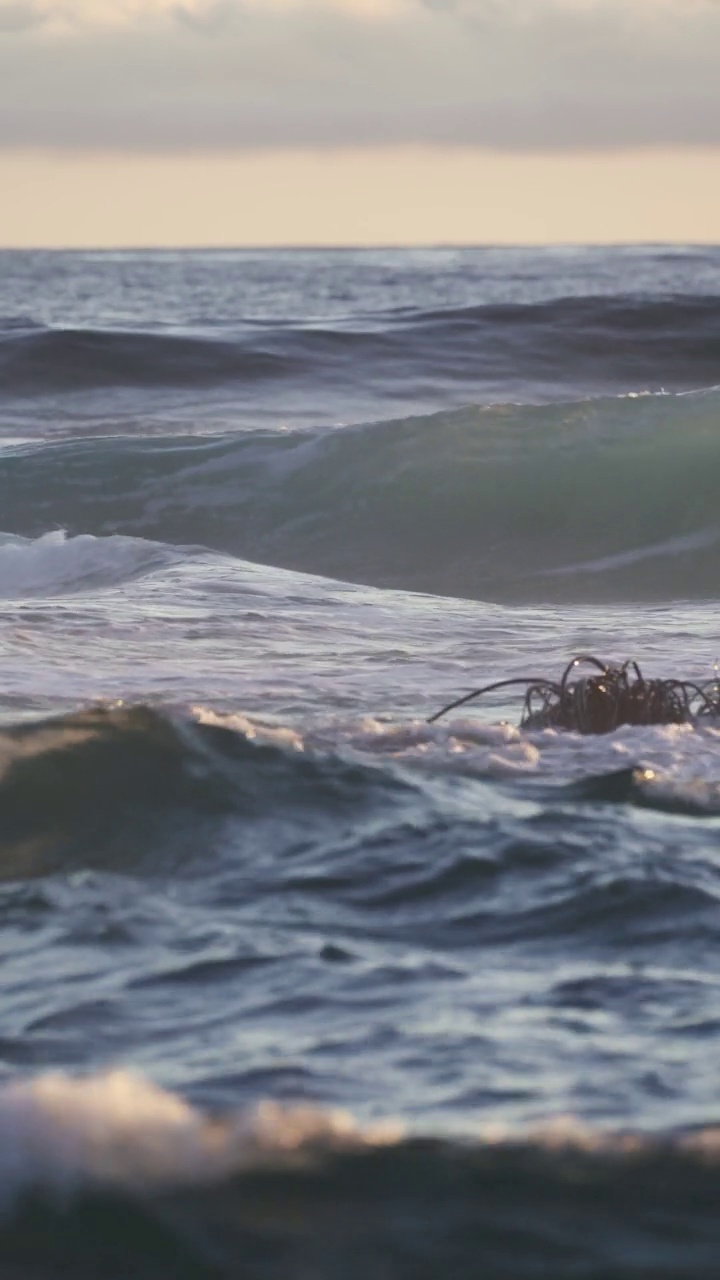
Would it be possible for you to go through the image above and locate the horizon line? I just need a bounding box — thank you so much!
[1,239,719,253]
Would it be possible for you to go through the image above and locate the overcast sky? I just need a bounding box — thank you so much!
[1,0,718,246]
[1,0,719,152]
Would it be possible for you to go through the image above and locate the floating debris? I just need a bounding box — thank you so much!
[428,656,720,734]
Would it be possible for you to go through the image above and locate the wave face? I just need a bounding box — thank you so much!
[0,705,411,879]
[2,389,719,602]
[2,294,720,408]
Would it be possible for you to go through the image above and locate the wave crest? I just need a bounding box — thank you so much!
[0,531,183,597]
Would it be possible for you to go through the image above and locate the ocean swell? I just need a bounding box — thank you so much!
[2,294,720,399]
[2,390,719,603]
[0,322,292,395]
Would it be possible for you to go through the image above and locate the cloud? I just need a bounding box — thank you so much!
[172,2,237,33]
[0,0,718,152]
[0,1,49,31]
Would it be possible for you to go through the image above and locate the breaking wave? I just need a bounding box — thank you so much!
[0,705,413,879]
[3,1068,720,1279]
[0,530,185,597]
[2,389,720,602]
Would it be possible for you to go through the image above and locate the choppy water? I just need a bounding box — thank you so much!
[1,245,720,1278]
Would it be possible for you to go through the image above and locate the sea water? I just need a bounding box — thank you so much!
[1,246,720,1277]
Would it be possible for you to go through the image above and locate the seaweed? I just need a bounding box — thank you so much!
[428,656,720,734]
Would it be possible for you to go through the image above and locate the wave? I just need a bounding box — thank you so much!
[0,530,185,597]
[392,292,720,389]
[0,321,292,395]
[2,292,720,398]
[0,705,412,880]
[2,390,720,602]
[1,701,719,888]
[3,1069,720,1279]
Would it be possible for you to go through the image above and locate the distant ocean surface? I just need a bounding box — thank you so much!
[1,246,720,1278]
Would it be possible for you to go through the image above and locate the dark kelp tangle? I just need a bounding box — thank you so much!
[428,656,720,734]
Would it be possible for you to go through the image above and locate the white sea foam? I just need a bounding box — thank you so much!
[348,715,542,775]
[190,706,720,796]
[0,531,180,598]
[0,1070,403,1207]
[1,1068,719,1212]
[192,706,305,752]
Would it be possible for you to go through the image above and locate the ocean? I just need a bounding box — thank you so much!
[1,244,720,1278]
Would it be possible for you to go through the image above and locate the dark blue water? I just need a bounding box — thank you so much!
[1,246,720,1278]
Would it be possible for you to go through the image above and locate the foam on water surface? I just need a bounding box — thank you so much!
[0,1070,403,1205]
[0,531,183,597]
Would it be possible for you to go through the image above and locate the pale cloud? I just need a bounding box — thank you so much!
[0,0,718,151]
[0,0,407,25]
[0,1,48,31]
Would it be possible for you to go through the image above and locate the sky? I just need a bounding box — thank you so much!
[0,0,718,246]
